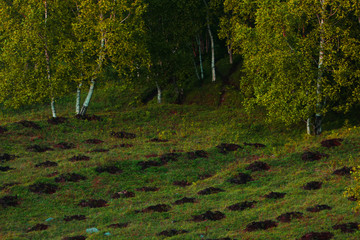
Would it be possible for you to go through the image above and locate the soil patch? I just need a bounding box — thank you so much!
[29,183,58,194]
[187,150,209,159]
[302,151,329,162]
[306,205,332,212]
[246,161,270,171]
[26,145,53,153]
[35,161,58,168]
[321,138,343,148]
[27,223,48,232]
[112,144,133,148]
[69,155,90,162]
[245,220,277,232]
[18,120,41,130]
[198,174,213,180]
[137,160,165,170]
[150,138,168,142]
[145,154,158,158]
[55,173,87,183]
[0,195,19,208]
[276,212,303,223]
[0,153,16,162]
[228,173,253,184]
[46,172,59,177]
[48,117,67,125]
[108,223,129,228]
[332,222,359,233]
[217,143,242,154]
[198,187,225,195]
[54,142,75,149]
[300,232,334,240]
[173,180,192,187]
[227,201,257,211]
[159,153,180,163]
[173,197,197,205]
[63,236,86,240]
[75,114,101,121]
[158,229,188,237]
[141,204,171,213]
[95,166,122,174]
[264,192,286,199]
[303,181,322,190]
[64,215,86,222]
[112,190,135,199]
[333,167,352,176]
[89,148,109,153]
[244,142,266,148]
[78,199,108,208]
[0,166,15,172]
[0,126,7,134]
[110,131,136,139]
[192,211,225,222]
[136,186,159,192]
[84,139,104,144]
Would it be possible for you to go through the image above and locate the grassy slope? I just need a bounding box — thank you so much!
[1,101,360,240]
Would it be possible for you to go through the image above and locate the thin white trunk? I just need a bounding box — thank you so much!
[80,80,95,115]
[207,23,216,82]
[196,36,204,79]
[51,98,57,118]
[155,81,161,104]
[76,82,82,114]
[306,118,311,135]
[228,43,233,64]
[193,57,200,80]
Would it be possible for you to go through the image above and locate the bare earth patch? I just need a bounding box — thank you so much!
[276,212,303,222]
[173,197,197,205]
[110,131,136,139]
[35,161,58,168]
[26,224,49,232]
[245,220,277,232]
[64,215,86,222]
[303,181,322,190]
[192,211,225,222]
[112,190,135,199]
[69,155,90,162]
[0,195,20,208]
[306,204,332,213]
[78,199,108,208]
[198,187,225,195]
[264,192,286,199]
[227,201,257,211]
[321,138,343,148]
[246,161,270,171]
[29,183,58,194]
[158,229,188,237]
[228,173,253,184]
[299,232,334,240]
[332,222,359,233]
[301,151,329,162]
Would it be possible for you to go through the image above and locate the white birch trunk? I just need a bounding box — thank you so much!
[228,43,233,64]
[155,81,161,104]
[207,23,216,82]
[76,82,82,114]
[51,98,57,118]
[196,36,204,79]
[193,57,200,80]
[306,118,311,135]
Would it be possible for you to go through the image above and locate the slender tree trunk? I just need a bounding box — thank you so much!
[79,80,95,115]
[196,36,204,79]
[76,82,82,114]
[51,98,57,118]
[307,118,311,135]
[315,0,325,135]
[228,43,233,64]
[202,0,216,82]
[155,81,161,104]
[193,57,200,80]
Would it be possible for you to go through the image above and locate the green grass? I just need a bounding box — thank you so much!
[1,103,360,240]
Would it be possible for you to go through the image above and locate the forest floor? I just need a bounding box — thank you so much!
[1,103,360,240]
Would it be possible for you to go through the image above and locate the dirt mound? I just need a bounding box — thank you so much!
[245,220,277,232]
[84,139,104,144]
[136,186,159,192]
[26,145,53,153]
[0,153,16,162]
[18,120,41,129]
[276,212,303,222]
[173,180,192,187]
[35,161,58,168]
[110,131,136,139]
[192,211,225,222]
[78,199,108,208]
[0,166,15,172]
[48,117,67,125]
[301,151,329,161]
[158,229,188,237]
[246,161,270,171]
[55,173,87,183]
[62,236,86,240]
[150,138,168,142]
[112,144,133,148]
[300,232,334,240]
[137,160,165,170]
[69,155,90,162]
[198,187,225,195]
[0,126,7,134]
[187,150,209,159]
[64,215,86,222]
[54,142,75,149]
[303,181,322,190]
[321,138,343,148]
[332,222,359,233]
[27,223,49,232]
[333,167,352,176]
[244,142,266,148]
[306,204,332,212]
[108,223,129,228]
[141,204,171,213]
[264,192,286,199]
[95,166,122,174]
[217,143,242,154]
[112,190,135,199]
[159,153,180,163]
[227,201,257,211]
[75,114,101,121]
[0,195,19,208]
[29,183,58,194]
[89,148,109,153]
[228,173,253,184]
[173,197,197,205]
